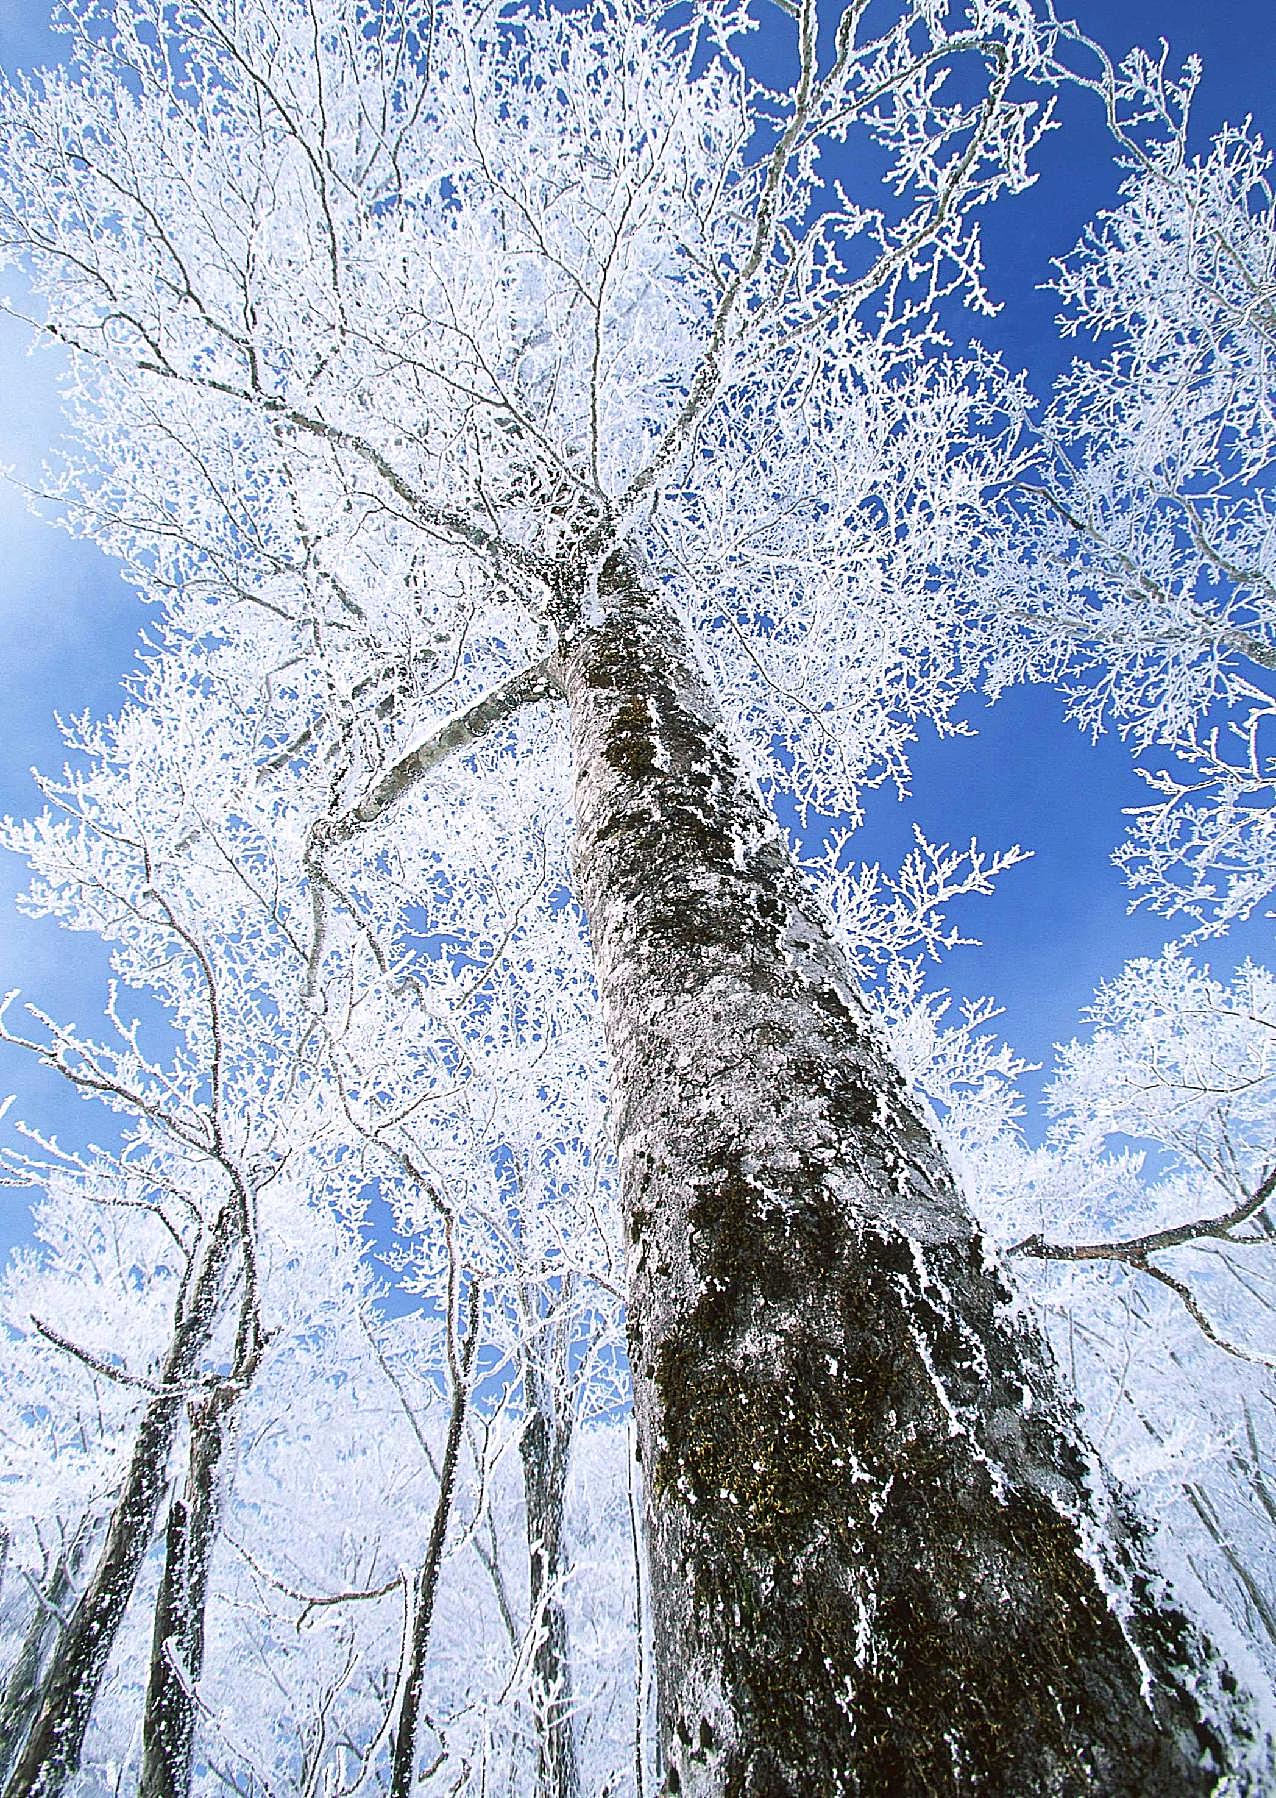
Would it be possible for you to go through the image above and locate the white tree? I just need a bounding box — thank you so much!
[987,26,1276,934]
[0,661,323,1793]
[0,623,626,1793]
[0,0,1269,1790]
[0,1179,178,1786]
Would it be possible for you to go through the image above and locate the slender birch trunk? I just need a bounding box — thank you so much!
[137,1382,234,1798]
[388,1278,480,1798]
[520,1342,581,1798]
[3,1204,237,1798]
[557,555,1249,1796]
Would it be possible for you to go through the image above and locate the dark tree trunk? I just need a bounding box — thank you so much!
[520,1337,581,1798]
[558,557,1253,1796]
[138,1374,240,1798]
[0,1536,89,1784]
[3,1204,237,1798]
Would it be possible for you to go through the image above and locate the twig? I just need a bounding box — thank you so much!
[225,1531,406,1630]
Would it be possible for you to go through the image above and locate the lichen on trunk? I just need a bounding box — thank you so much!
[557,553,1255,1796]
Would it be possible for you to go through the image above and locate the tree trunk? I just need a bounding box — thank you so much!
[389,1279,480,1798]
[138,1375,239,1798]
[3,1204,237,1798]
[0,1535,89,1784]
[557,556,1251,1796]
[520,1341,581,1798]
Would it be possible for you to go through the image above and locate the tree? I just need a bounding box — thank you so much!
[0,0,1269,1789]
[0,622,628,1792]
[0,1182,172,1787]
[985,32,1276,936]
[0,673,313,1795]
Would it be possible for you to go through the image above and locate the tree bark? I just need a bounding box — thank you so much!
[388,1278,480,1798]
[557,556,1253,1796]
[0,1536,89,1785]
[3,1204,237,1798]
[138,1372,241,1798]
[520,1336,581,1798]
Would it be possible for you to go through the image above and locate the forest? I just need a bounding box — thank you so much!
[0,0,1271,1792]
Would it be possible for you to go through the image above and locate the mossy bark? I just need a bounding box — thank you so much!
[558,558,1253,1797]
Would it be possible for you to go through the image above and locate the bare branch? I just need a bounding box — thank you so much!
[1010,1163,1276,1266]
[303,657,560,990]
[1133,1260,1276,1369]
[30,1317,168,1397]
[225,1532,406,1628]
[1011,1166,1276,1363]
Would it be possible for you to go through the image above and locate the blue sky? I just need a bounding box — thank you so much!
[0,0,1272,1263]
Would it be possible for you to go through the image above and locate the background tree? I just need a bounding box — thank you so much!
[988,26,1276,934]
[0,630,630,1793]
[0,1181,172,1786]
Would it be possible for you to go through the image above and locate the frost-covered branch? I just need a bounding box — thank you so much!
[988,32,1276,932]
[1012,1163,1276,1267]
[320,658,560,849]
